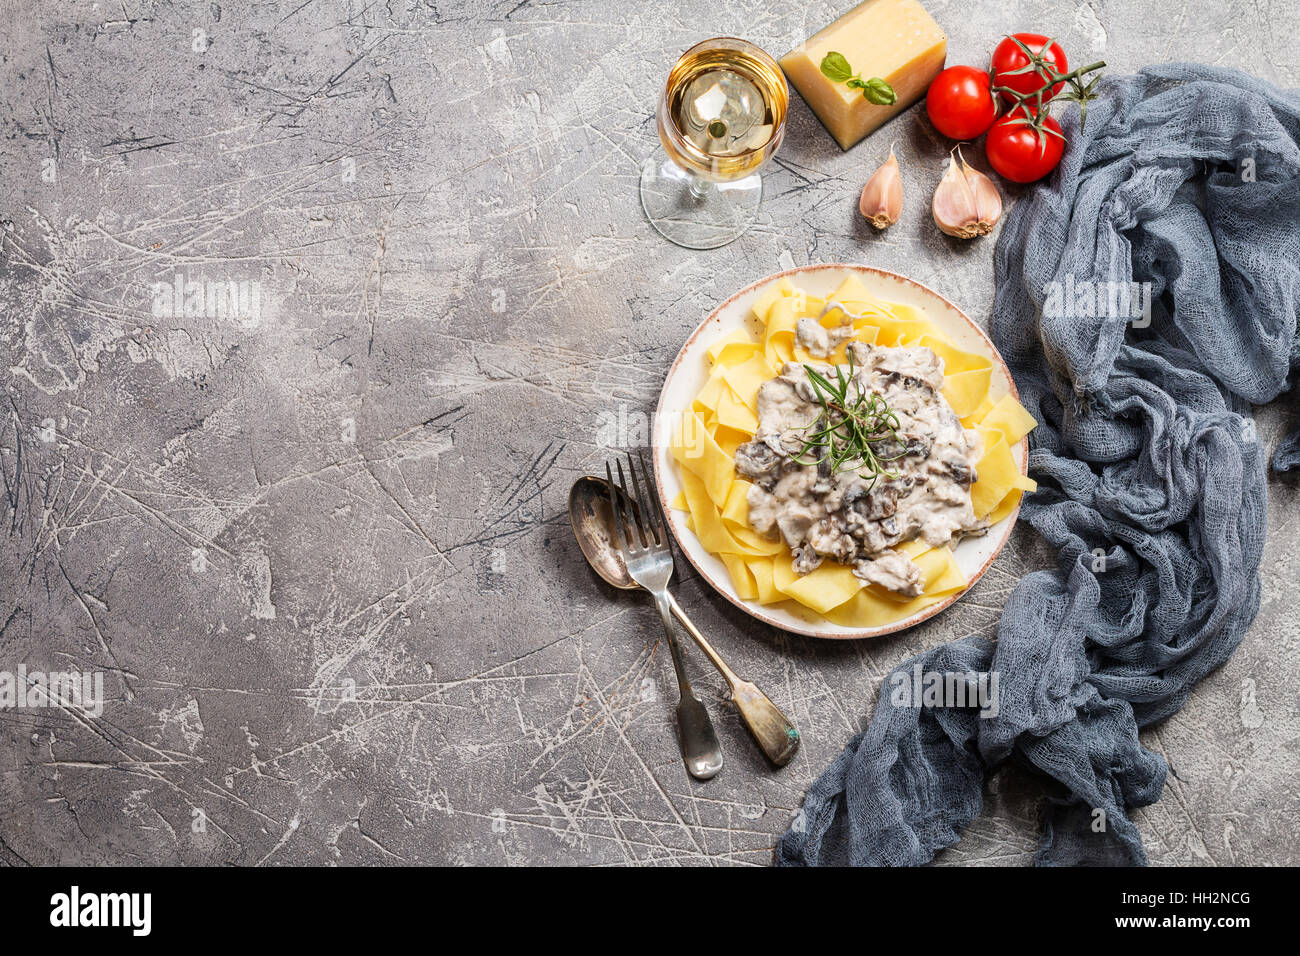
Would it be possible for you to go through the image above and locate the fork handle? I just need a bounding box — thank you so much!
[652,591,692,693]
[667,593,801,767]
[652,589,725,780]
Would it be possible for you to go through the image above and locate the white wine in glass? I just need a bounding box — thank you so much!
[640,37,789,250]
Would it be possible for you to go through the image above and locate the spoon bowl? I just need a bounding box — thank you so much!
[569,476,638,590]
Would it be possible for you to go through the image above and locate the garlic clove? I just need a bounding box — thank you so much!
[932,149,1002,239]
[932,154,979,238]
[860,146,903,229]
[961,158,1002,235]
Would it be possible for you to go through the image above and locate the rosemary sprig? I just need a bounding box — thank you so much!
[790,349,905,488]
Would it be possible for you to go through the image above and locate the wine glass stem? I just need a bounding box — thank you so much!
[688,177,713,201]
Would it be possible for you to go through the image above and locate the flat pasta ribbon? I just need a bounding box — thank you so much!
[670,275,1038,629]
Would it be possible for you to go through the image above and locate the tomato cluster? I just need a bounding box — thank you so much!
[925,34,1076,184]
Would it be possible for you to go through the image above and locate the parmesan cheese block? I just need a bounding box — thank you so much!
[780,0,947,150]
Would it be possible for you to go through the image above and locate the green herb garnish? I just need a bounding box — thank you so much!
[790,348,905,488]
[819,52,897,106]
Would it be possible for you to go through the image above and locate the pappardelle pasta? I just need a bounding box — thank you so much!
[669,274,1037,630]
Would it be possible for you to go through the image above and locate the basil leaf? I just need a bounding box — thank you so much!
[819,51,853,83]
[862,78,897,106]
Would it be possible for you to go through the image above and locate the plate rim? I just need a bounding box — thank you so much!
[652,262,1028,640]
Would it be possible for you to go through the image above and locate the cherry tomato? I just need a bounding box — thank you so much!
[991,34,1069,103]
[985,110,1065,183]
[925,66,998,140]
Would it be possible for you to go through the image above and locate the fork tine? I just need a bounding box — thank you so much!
[605,461,628,555]
[614,458,643,550]
[639,450,671,548]
[625,452,655,547]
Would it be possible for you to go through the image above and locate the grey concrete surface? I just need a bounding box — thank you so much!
[1,0,1297,866]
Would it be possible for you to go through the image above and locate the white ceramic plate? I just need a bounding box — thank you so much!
[652,264,1028,639]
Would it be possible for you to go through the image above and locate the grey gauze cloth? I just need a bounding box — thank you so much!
[777,64,1300,867]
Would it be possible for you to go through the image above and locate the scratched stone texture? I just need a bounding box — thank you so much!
[0,0,1297,867]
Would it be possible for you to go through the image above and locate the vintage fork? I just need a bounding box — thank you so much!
[606,453,724,780]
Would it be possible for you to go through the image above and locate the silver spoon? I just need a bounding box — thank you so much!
[569,475,801,767]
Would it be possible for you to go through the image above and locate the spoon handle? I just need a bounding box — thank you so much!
[666,593,800,767]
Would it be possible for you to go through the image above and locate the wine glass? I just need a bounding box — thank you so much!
[639,37,789,250]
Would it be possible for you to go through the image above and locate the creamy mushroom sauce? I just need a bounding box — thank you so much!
[734,334,985,597]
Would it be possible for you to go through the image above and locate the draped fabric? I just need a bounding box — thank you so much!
[777,64,1300,866]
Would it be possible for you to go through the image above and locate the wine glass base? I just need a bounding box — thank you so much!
[639,152,762,250]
